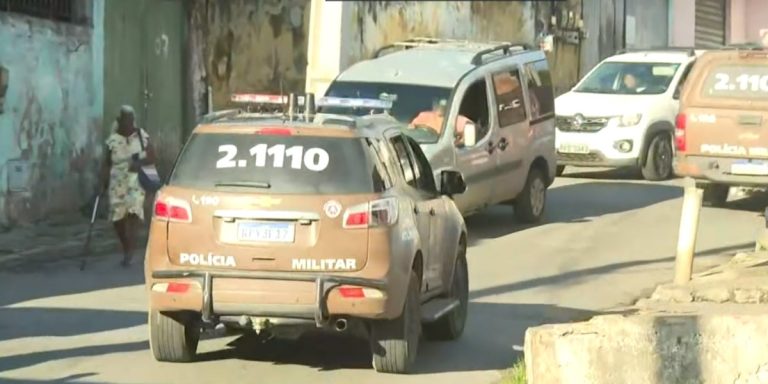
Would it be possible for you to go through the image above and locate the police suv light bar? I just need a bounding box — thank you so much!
[316,97,393,109]
[231,93,306,105]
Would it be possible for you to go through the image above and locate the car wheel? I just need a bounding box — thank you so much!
[641,133,673,181]
[149,310,200,362]
[556,165,566,177]
[701,183,729,207]
[423,239,468,341]
[370,270,421,374]
[514,167,547,223]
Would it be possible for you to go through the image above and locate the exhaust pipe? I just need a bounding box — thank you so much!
[334,318,348,332]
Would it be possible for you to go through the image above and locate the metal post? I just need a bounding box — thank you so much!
[288,93,296,121]
[304,92,315,121]
[674,177,704,285]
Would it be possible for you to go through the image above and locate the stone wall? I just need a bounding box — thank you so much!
[0,2,104,227]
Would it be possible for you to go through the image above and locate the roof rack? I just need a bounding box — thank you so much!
[372,37,532,61]
[470,42,532,66]
[615,47,698,57]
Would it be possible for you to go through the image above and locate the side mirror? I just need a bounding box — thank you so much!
[440,170,467,196]
[463,123,477,147]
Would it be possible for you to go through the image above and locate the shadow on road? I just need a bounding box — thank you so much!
[0,260,144,307]
[192,302,599,374]
[466,180,682,246]
[0,373,99,383]
[468,241,752,302]
[0,340,147,375]
[0,307,146,342]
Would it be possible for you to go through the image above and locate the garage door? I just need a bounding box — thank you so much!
[695,0,726,48]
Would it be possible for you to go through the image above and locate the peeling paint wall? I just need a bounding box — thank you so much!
[188,0,311,113]
[348,1,536,64]
[0,2,104,227]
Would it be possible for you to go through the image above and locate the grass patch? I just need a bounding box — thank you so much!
[497,359,526,384]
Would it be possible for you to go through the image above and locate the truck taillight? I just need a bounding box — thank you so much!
[675,113,687,152]
[343,198,398,229]
[154,196,192,223]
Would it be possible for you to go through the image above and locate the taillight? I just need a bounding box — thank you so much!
[151,282,191,294]
[338,285,385,299]
[154,196,192,223]
[675,113,687,152]
[342,198,398,229]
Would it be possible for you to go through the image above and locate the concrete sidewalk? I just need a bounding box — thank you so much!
[0,214,147,272]
[524,251,768,384]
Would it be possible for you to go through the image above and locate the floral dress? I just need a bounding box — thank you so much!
[105,128,149,222]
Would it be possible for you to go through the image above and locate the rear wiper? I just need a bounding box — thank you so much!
[215,181,271,189]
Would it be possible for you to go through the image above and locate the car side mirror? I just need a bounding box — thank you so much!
[463,123,477,147]
[440,170,467,196]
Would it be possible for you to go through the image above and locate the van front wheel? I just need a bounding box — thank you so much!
[514,167,547,223]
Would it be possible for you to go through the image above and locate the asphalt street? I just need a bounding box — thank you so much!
[0,167,764,384]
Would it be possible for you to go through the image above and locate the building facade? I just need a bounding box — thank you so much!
[670,0,768,47]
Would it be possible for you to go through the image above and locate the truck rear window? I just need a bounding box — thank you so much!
[168,133,384,194]
[701,64,768,99]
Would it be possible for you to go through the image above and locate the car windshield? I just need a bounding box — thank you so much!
[322,81,453,144]
[700,63,768,100]
[168,133,386,194]
[573,61,681,95]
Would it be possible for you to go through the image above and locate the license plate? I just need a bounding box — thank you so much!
[237,221,295,243]
[559,143,590,154]
[730,160,768,176]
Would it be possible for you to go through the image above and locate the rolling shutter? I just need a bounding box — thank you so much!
[695,0,726,48]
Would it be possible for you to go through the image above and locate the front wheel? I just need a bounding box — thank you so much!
[370,270,421,374]
[641,133,674,181]
[514,167,547,223]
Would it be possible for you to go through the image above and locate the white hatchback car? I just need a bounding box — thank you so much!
[554,48,704,180]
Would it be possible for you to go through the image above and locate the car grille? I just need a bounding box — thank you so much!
[556,115,610,133]
[557,152,604,163]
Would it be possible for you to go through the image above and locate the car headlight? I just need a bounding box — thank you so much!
[618,113,642,127]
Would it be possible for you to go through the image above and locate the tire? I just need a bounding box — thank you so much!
[701,183,729,207]
[149,310,200,362]
[370,270,421,374]
[556,165,566,177]
[641,133,674,181]
[514,167,547,223]
[423,240,468,341]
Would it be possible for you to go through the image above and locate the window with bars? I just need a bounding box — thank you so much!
[0,0,89,25]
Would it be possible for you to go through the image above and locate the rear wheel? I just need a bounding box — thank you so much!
[701,183,729,207]
[514,167,547,223]
[641,133,674,181]
[370,270,421,374]
[423,240,468,341]
[149,310,200,362]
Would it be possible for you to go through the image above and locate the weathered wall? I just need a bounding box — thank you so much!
[348,1,537,64]
[0,2,104,227]
[188,0,311,114]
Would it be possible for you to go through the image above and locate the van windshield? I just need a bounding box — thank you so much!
[323,81,453,126]
[700,63,768,100]
[574,62,681,95]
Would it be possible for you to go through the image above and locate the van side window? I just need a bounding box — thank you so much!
[388,135,418,188]
[674,61,695,100]
[523,60,555,121]
[492,70,527,127]
[456,79,491,148]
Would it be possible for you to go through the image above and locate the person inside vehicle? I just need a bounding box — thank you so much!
[409,99,472,146]
[621,72,647,93]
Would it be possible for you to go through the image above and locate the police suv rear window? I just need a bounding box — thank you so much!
[701,64,768,99]
[169,133,385,194]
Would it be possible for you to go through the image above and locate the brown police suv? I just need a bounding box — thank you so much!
[144,95,469,373]
[674,47,768,206]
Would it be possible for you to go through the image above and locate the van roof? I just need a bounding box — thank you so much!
[335,43,544,88]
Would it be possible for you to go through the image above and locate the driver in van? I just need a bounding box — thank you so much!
[409,99,472,147]
[622,72,647,93]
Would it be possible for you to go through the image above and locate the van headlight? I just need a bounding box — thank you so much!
[618,113,642,127]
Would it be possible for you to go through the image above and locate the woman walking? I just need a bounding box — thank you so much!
[100,105,156,267]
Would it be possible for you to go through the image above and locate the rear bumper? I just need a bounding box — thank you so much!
[149,270,388,327]
[674,155,768,186]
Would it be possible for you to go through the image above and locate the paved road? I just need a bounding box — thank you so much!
[0,168,764,384]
